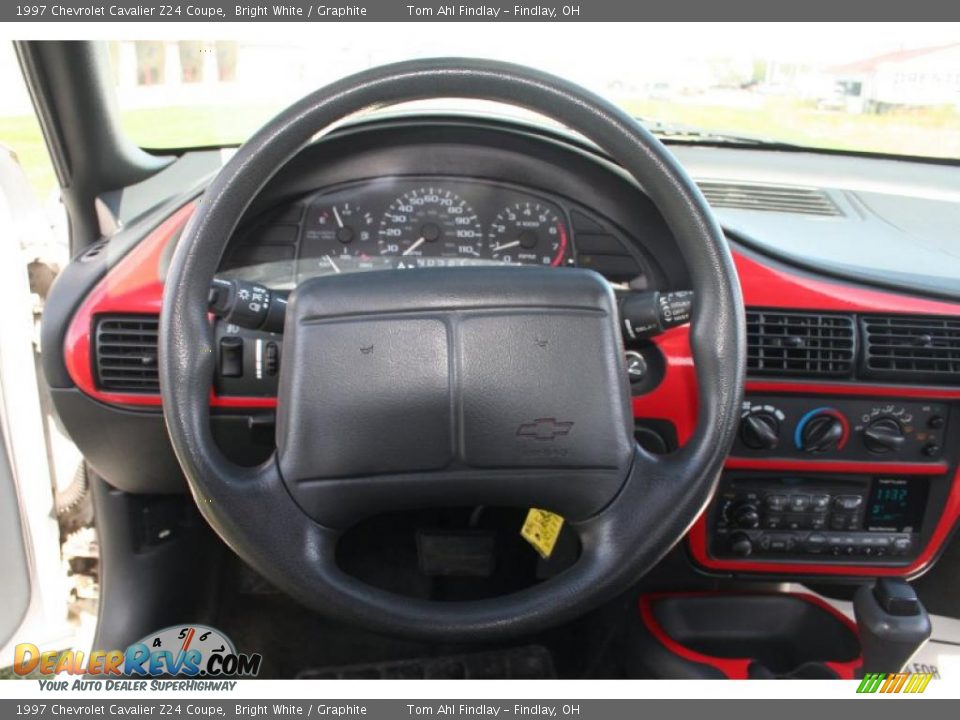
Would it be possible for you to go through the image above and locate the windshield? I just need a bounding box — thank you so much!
[108,24,960,160]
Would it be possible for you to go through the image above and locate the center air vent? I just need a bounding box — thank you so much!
[861,315,960,385]
[94,315,160,392]
[698,181,842,217]
[746,310,855,378]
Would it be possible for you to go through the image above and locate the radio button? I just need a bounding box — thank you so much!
[788,494,811,512]
[784,514,809,530]
[768,535,795,553]
[765,494,787,511]
[812,494,831,510]
[806,534,828,553]
[834,495,864,511]
[893,537,913,555]
[762,514,784,530]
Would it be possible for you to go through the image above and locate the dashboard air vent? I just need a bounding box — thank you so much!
[746,310,855,378]
[861,315,960,385]
[698,181,842,217]
[94,315,160,392]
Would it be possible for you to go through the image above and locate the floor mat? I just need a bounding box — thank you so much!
[296,645,556,679]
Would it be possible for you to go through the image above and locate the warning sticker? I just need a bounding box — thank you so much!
[521,508,565,559]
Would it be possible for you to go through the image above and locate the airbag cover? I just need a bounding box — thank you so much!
[275,266,634,482]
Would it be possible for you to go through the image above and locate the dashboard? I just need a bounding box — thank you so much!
[42,115,960,584]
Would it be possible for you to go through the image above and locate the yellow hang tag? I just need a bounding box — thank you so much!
[521,508,565,559]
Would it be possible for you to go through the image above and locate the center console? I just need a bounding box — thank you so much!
[697,393,957,575]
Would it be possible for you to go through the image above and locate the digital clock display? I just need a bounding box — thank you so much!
[866,478,928,532]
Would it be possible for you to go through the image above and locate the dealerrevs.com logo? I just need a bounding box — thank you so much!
[14,625,261,687]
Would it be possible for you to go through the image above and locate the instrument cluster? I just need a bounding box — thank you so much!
[303,179,570,273]
[223,177,648,288]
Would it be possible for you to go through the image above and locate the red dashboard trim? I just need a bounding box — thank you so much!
[733,251,960,315]
[746,379,960,400]
[637,591,861,680]
[632,326,698,445]
[63,202,280,411]
[724,457,948,475]
[63,205,190,409]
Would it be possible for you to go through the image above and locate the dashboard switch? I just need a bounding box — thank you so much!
[265,341,280,376]
[219,337,244,378]
[619,290,693,340]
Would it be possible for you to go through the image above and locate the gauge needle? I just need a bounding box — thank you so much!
[403,237,426,256]
[323,255,341,273]
[332,206,344,228]
[491,240,520,253]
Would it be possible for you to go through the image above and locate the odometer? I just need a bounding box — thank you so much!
[488,202,568,266]
[378,187,484,259]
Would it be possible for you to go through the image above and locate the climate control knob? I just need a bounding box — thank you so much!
[797,411,847,454]
[863,417,906,454]
[740,412,780,450]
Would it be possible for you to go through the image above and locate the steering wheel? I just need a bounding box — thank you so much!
[160,58,745,640]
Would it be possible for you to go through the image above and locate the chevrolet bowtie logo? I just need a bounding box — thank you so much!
[517,418,575,441]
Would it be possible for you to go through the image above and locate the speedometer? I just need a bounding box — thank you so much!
[488,202,568,266]
[377,187,484,260]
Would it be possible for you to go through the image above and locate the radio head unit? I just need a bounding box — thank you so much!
[709,474,932,564]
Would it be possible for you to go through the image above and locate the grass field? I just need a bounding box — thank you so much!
[2,98,957,199]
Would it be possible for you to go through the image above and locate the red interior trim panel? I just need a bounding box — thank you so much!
[635,592,862,680]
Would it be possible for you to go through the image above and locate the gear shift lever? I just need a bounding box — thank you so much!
[854,578,931,675]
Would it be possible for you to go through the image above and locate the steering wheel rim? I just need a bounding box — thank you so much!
[160,58,745,640]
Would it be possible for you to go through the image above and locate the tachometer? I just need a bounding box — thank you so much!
[487,202,568,266]
[378,187,484,260]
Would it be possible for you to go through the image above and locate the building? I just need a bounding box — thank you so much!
[828,43,960,112]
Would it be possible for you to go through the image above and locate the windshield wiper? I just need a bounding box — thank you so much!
[636,117,804,149]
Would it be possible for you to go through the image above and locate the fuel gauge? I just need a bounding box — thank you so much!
[303,202,375,261]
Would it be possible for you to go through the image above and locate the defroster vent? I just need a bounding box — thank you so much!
[747,310,855,378]
[94,315,160,392]
[861,315,960,385]
[698,181,843,216]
